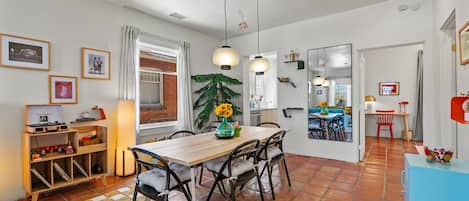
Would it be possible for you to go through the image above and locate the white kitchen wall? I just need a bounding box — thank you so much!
[231,0,435,162]
[363,44,423,138]
[432,0,469,159]
[0,0,227,199]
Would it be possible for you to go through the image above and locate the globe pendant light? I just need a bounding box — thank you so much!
[248,0,270,73]
[322,79,330,87]
[312,76,325,86]
[213,0,239,70]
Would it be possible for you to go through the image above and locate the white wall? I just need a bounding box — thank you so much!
[363,44,423,138]
[0,0,224,200]
[432,0,469,159]
[231,0,434,162]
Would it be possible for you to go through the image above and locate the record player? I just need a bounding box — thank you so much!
[24,105,69,134]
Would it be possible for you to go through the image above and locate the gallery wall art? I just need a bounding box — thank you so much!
[459,20,469,65]
[0,33,50,71]
[82,47,111,80]
[49,75,78,104]
[379,82,400,96]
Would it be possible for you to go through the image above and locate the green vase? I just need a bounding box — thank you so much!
[216,118,234,139]
[320,106,329,115]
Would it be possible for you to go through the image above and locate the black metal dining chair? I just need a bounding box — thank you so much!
[257,122,281,128]
[168,130,196,139]
[130,147,192,201]
[204,140,265,201]
[167,130,206,185]
[256,130,291,200]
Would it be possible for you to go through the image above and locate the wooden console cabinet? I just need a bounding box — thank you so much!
[22,126,108,201]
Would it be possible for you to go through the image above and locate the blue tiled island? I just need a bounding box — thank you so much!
[404,154,469,201]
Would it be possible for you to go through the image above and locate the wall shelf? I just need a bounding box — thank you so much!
[283,60,305,70]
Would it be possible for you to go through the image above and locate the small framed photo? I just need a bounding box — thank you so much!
[379,82,400,96]
[49,75,78,104]
[459,21,469,65]
[0,33,50,71]
[82,47,111,80]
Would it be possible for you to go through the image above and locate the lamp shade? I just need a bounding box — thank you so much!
[322,79,330,87]
[213,45,240,70]
[249,56,270,72]
[312,76,325,86]
[116,100,136,176]
[365,96,376,102]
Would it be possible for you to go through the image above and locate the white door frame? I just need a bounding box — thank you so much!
[357,41,425,161]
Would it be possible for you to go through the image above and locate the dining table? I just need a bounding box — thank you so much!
[309,112,342,139]
[129,126,284,201]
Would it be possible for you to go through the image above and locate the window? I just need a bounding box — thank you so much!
[137,42,178,128]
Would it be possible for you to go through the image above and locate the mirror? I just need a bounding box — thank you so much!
[307,44,352,142]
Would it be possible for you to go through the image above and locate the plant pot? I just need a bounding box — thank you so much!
[216,118,234,139]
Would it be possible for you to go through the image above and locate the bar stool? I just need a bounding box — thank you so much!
[376,110,395,138]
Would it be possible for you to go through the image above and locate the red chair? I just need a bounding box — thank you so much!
[376,110,395,138]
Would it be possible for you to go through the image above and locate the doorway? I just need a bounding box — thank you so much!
[359,43,424,160]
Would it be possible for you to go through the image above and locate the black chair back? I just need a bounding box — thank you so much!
[221,140,260,177]
[168,130,196,139]
[130,147,190,200]
[257,122,281,128]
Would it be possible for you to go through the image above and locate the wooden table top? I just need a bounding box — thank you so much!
[309,113,342,119]
[129,126,283,167]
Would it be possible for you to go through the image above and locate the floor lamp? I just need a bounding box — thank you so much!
[115,100,136,176]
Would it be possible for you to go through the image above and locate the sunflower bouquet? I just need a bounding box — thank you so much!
[214,103,236,138]
[319,101,329,115]
[319,101,328,108]
[215,103,234,118]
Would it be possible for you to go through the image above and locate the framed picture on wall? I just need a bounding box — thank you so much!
[81,47,111,80]
[49,75,78,104]
[0,33,50,71]
[379,82,400,96]
[459,20,469,65]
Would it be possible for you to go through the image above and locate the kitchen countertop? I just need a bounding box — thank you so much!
[250,108,278,112]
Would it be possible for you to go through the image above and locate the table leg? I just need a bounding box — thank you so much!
[190,167,197,201]
[325,126,330,140]
[403,114,410,142]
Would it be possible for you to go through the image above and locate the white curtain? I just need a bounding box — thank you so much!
[116,25,140,176]
[413,50,424,141]
[177,41,195,131]
[119,25,141,100]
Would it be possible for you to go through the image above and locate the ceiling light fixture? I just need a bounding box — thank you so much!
[213,0,240,70]
[248,0,270,73]
[312,76,325,86]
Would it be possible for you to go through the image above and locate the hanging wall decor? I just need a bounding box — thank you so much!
[49,75,78,104]
[0,33,50,71]
[82,47,111,80]
[459,20,469,65]
[379,82,400,96]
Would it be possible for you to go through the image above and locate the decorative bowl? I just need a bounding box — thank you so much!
[424,146,453,163]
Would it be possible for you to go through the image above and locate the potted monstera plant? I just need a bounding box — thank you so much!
[192,73,242,130]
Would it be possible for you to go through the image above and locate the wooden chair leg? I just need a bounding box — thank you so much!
[377,125,381,138]
[31,193,39,201]
[389,125,394,139]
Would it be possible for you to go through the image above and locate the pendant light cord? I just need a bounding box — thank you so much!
[224,0,228,45]
[257,0,260,55]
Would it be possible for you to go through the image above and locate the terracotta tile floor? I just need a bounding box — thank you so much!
[23,137,420,201]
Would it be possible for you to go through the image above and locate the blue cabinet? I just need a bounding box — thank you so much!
[404,154,469,201]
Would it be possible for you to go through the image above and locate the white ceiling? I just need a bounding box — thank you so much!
[108,0,389,39]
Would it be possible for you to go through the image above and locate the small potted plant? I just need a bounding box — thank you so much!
[214,103,235,139]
